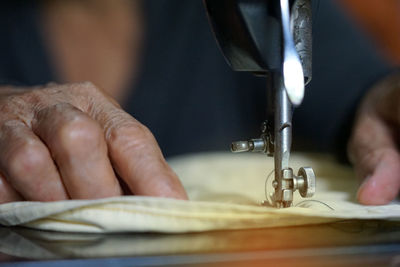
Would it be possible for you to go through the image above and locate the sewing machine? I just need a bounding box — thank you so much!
[204,0,315,208]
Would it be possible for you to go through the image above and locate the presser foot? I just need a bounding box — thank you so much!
[270,167,315,208]
[231,121,315,208]
[231,143,315,208]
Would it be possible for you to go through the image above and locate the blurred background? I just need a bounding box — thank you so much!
[338,0,400,66]
[0,0,399,158]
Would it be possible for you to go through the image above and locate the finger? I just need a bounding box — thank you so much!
[348,112,400,205]
[59,82,186,199]
[357,150,400,205]
[0,120,68,201]
[96,108,188,199]
[32,103,122,199]
[0,172,24,204]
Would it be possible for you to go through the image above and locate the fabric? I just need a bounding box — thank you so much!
[0,153,399,233]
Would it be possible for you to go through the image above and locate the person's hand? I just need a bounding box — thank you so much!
[348,72,400,205]
[0,82,187,203]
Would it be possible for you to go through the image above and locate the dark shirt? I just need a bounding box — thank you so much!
[0,0,392,159]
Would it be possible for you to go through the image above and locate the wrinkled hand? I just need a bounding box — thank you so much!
[348,72,400,205]
[0,82,187,203]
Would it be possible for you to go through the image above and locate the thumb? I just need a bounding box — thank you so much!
[348,111,400,205]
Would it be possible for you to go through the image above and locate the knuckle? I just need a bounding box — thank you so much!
[65,82,107,110]
[71,81,100,95]
[8,138,48,179]
[106,123,161,158]
[57,114,103,148]
[107,123,155,148]
[80,81,97,90]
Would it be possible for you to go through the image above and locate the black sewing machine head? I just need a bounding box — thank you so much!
[203,0,312,84]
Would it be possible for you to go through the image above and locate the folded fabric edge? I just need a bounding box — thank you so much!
[2,196,400,227]
[21,215,339,234]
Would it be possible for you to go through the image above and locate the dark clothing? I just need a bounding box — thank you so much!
[0,0,392,158]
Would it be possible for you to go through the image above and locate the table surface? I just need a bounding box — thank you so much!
[1,220,400,266]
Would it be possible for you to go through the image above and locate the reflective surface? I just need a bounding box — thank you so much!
[1,220,400,266]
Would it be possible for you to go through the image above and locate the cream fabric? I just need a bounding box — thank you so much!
[0,153,399,233]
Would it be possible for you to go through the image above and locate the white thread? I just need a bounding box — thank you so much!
[295,200,335,210]
[264,169,275,206]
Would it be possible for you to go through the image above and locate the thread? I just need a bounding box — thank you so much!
[263,170,334,210]
[295,199,335,210]
[264,169,275,206]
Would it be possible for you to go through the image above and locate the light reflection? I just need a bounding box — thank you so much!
[0,220,399,262]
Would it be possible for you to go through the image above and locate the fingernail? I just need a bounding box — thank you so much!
[357,174,372,200]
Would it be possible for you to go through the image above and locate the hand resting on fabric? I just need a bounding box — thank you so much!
[0,82,187,203]
[348,71,400,205]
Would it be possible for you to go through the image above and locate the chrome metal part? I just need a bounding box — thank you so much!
[269,73,315,207]
[232,73,315,208]
[231,121,274,155]
[231,138,270,153]
[230,0,315,208]
[296,167,316,198]
[269,0,314,207]
[231,141,251,153]
[271,73,293,206]
[280,0,304,106]
[291,0,312,85]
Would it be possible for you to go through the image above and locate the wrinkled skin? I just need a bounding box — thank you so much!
[348,72,400,205]
[0,82,187,203]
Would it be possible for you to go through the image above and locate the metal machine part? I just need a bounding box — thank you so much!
[291,0,312,85]
[204,0,315,208]
[280,0,304,106]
